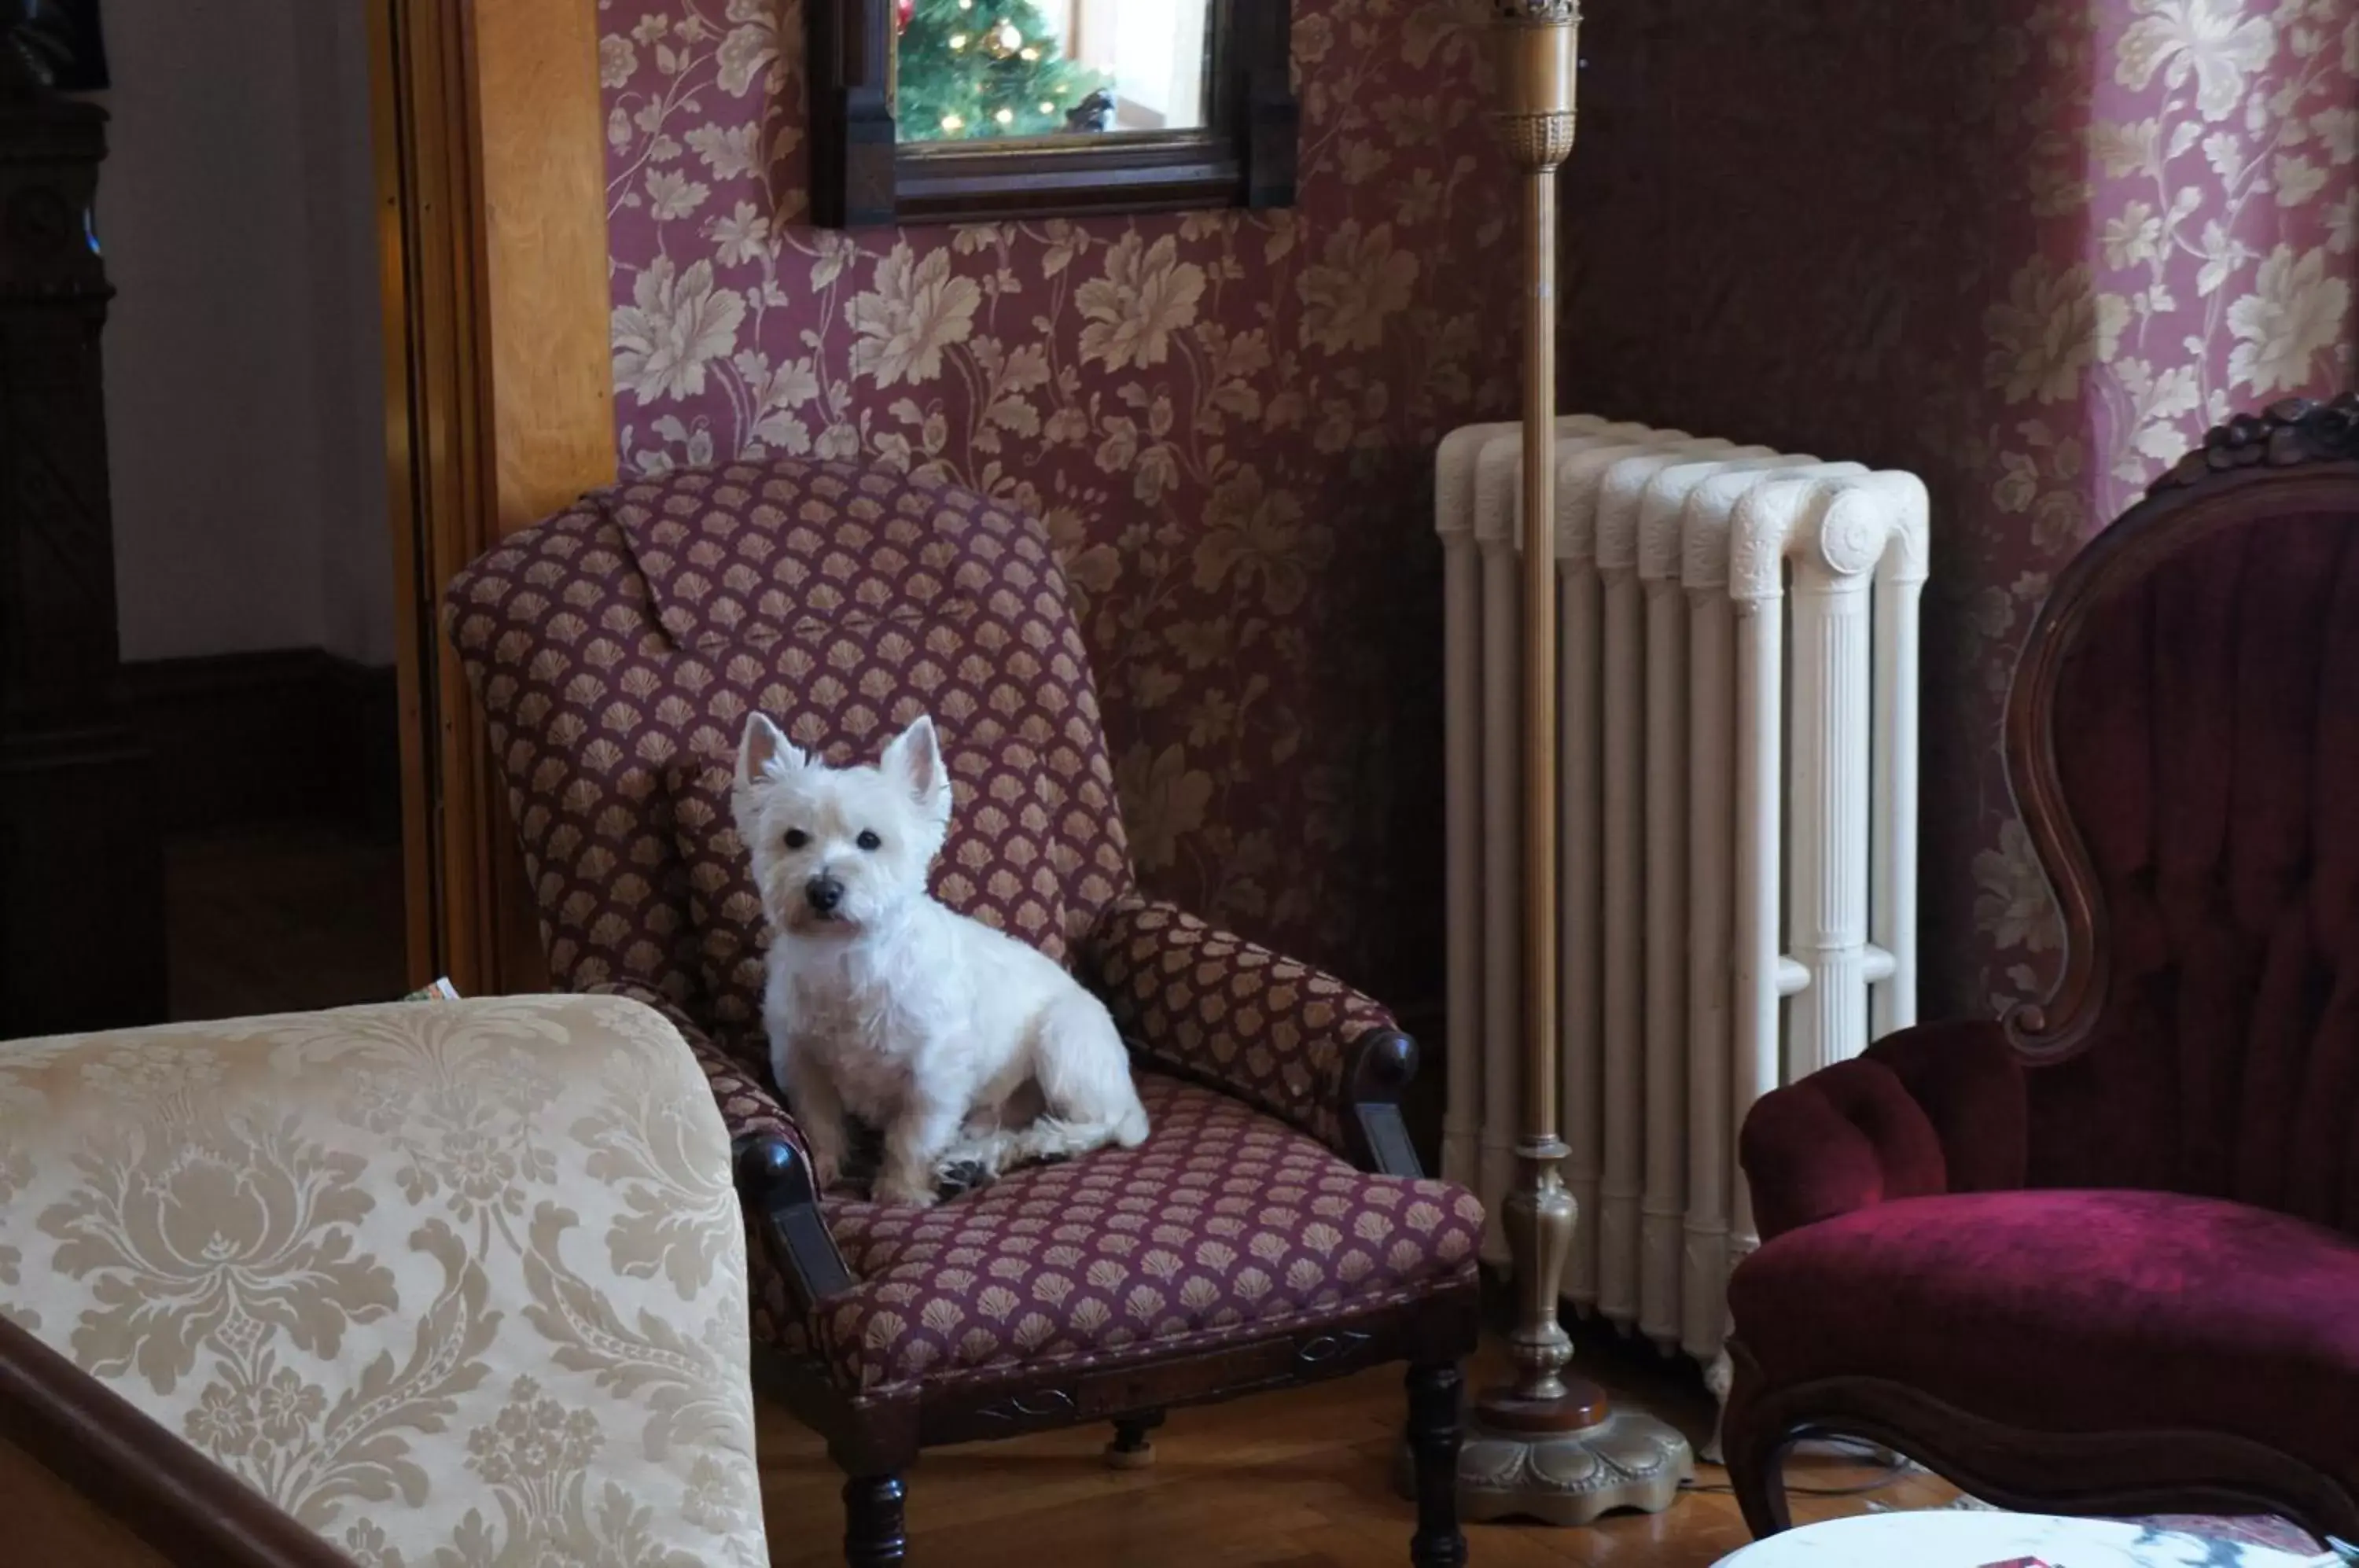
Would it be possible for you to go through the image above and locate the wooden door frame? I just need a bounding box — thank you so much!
[370,0,615,993]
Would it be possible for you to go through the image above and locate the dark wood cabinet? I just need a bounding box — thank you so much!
[0,88,164,1036]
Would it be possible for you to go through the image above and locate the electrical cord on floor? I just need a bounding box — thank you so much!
[1679,1437,1913,1497]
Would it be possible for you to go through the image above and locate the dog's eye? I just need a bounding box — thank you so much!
[856,830,882,851]
[783,830,809,850]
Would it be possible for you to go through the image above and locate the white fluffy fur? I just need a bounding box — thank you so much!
[734,712,1150,1207]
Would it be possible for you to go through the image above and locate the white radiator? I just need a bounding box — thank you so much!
[1436,415,1928,1367]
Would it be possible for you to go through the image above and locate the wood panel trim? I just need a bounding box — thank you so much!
[468,0,616,534]
[371,0,615,994]
[0,1312,348,1568]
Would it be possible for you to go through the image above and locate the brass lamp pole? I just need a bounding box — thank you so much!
[1459,0,1694,1524]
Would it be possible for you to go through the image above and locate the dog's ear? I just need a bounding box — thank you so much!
[737,712,805,789]
[880,715,951,823]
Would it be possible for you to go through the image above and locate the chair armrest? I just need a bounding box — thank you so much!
[1864,1019,2029,1195]
[1739,1021,2027,1242]
[580,982,856,1316]
[1082,894,1419,1172]
[580,981,803,1154]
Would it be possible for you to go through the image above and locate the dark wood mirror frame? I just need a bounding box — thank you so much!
[808,0,1297,226]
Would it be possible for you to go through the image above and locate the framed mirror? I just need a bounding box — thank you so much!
[809,0,1297,226]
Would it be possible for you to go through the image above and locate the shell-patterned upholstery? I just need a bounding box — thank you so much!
[444,459,1481,1388]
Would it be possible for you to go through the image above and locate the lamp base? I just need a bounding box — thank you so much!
[1401,1378,1694,1526]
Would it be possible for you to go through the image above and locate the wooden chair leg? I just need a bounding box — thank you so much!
[1723,1414,1795,1540]
[843,1472,907,1567]
[1105,1410,1165,1470]
[1405,1361,1467,1568]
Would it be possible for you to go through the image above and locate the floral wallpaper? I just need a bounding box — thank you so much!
[1561,0,2357,1015]
[599,0,2356,1025]
[597,0,1521,992]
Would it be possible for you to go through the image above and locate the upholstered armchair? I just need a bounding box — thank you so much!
[1724,396,2359,1545]
[446,458,1484,1567]
[0,995,768,1566]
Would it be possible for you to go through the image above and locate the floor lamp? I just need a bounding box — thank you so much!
[1459,0,1695,1524]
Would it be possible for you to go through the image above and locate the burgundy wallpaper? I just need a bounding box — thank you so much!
[1561,0,2357,1014]
[597,0,1521,991]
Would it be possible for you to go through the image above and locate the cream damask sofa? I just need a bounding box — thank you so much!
[0,994,769,1567]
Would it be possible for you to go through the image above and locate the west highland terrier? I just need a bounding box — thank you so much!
[734,712,1150,1207]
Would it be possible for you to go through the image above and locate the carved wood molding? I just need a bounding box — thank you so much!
[2149,393,2359,494]
[976,1387,1078,1423]
[2003,396,2359,1061]
[0,91,114,722]
[914,1290,1470,1449]
[1295,1327,1375,1365]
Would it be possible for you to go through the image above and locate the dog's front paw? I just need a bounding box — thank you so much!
[872,1172,940,1209]
[808,1150,842,1192]
[936,1156,995,1198]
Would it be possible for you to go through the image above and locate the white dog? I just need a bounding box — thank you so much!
[734,712,1150,1207]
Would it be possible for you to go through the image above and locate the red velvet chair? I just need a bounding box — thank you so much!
[444,458,1482,1567]
[1724,396,2359,1544]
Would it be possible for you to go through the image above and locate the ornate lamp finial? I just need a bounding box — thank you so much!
[1484,0,1581,171]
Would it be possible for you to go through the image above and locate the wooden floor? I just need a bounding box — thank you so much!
[164,821,407,1021]
[754,1339,1959,1566]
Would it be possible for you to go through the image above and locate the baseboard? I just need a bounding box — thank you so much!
[119,650,399,841]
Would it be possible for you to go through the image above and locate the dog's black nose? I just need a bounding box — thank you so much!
[804,875,845,915]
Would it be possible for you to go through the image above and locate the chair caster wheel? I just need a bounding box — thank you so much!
[1102,1436,1156,1470]
[1105,1412,1162,1470]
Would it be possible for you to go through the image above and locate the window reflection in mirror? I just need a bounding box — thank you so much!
[896,0,1213,145]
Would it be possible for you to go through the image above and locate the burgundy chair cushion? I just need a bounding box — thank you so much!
[1730,1189,2359,1481]
[809,1072,1485,1393]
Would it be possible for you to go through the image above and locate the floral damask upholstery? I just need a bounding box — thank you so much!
[445,458,1480,1386]
[0,995,766,1568]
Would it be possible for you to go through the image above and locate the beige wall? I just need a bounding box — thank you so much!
[96,0,392,666]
